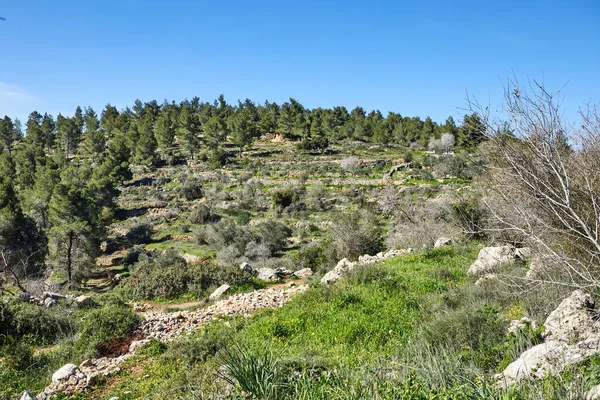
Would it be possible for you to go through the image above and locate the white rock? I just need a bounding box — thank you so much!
[257,268,278,281]
[515,247,533,260]
[543,289,598,343]
[20,391,36,400]
[129,339,150,353]
[52,364,79,383]
[209,284,230,300]
[434,237,453,249]
[467,245,516,277]
[586,384,600,400]
[293,268,313,278]
[321,270,341,285]
[75,295,98,307]
[239,261,253,273]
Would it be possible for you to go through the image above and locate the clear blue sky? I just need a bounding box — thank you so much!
[1,0,598,124]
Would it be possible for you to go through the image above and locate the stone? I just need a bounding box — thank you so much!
[334,258,355,274]
[321,270,342,285]
[239,262,253,273]
[586,384,600,400]
[293,268,313,278]
[129,339,150,353]
[44,297,56,308]
[257,268,278,281]
[209,284,230,300]
[43,291,66,300]
[515,247,533,260]
[467,246,516,277]
[80,359,94,368]
[543,289,598,343]
[18,292,31,302]
[20,391,36,400]
[109,397,121,400]
[52,364,79,383]
[474,273,499,286]
[434,237,453,249]
[75,295,98,307]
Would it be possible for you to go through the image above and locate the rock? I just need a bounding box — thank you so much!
[434,237,453,249]
[293,268,313,279]
[467,246,516,277]
[43,291,66,300]
[129,339,150,353]
[79,359,94,368]
[515,247,532,260]
[239,262,253,273]
[75,295,98,307]
[288,282,296,287]
[18,292,31,302]
[20,391,36,400]
[257,268,278,281]
[109,397,121,400]
[334,258,355,274]
[321,270,342,285]
[209,284,230,300]
[52,364,79,383]
[543,289,598,343]
[507,317,538,335]
[44,297,56,308]
[474,273,499,286]
[586,384,600,400]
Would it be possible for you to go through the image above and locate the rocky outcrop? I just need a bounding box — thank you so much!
[496,290,600,386]
[586,384,600,400]
[256,267,292,282]
[321,249,412,285]
[293,268,313,279]
[467,245,517,277]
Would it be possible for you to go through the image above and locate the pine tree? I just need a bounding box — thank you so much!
[154,113,176,163]
[134,116,157,166]
[177,104,200,159]
[80,107,106,165]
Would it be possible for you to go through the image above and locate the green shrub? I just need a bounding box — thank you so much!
[164,323,233,364]
[179,177,204,200]
[271,187,302,210]
[126,223,153,244]
[188,204,220,224]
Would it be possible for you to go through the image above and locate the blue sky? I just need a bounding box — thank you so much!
[0,0,598,124]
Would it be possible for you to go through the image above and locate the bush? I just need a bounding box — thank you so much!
[188,204,220,224]
[341,156,360,172]
[164,323,234,365]
[75,305,141,357]
[126,223,153,244]
[271,187,302,210]
[255,219,292,253]
[129,249,248,299]
[179,177,204,200]
[330,210,383,260]
[296,137,329,153]
[291,242,328,272]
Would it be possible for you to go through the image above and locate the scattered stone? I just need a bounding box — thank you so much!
[52,364,79,383]
[129,339,150,353]
[288,282,296,287]
[19,391,36,400]
[467,245,517,277]
[209,284,230,300]
[44,297,56,308]
[293,268,313,279]
[322,249,411,285]
[109,397,121,400]
[434,237,453,249]
[43,291,66,300]
[256,267,292,282]
[474,273,499,286]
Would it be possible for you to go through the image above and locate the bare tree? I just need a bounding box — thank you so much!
[0,246,43,295]
[441,133,455,154]
[469,77,600,288]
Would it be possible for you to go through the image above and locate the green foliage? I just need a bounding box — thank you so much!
[178,177,203,200]
[329,210,383,260]
[296,137,329,154]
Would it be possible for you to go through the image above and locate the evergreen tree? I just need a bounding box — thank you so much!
[458,113,486,150]
[177,104,200,159]
[0,116,20,155]
[134,116,157,166]
[227,107,256,155]
[154,113,177,163]
[80,107,106,165]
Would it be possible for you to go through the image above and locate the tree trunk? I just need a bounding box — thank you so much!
[66,231,74,283]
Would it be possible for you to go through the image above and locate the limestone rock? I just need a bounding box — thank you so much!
[586,384,600,400]
[43,291,66,300]
[293,268,313,279]
[543,289,598,343]
[44,297,56,308]
[467,246,516,277]
[515,247,533,260]
[20,391,36,400]
[129,339,150,353]
[52,364,79,383]
[209,284,230,300]
[434,237,453,249]
[321,270,341,285]
[475,273,499,286]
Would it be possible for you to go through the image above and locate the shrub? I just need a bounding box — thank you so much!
[188,204,220,224]
[179,177,204,200]
[330,210,383,260]
[125,223,153,244]
[164,323,234,365]
[296,137,329,153]
[75,305,141,357]
[291,242,327,272]
[271,187,302,210]
[255,219,292,253]
[341,156,360,171]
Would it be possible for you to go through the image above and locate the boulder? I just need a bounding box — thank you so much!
[75,295,98,307]
[434,237,453,249]
[474,273,499,286]
[256,267,291,282]
[239,262,253,273]
[52,364,79,383]
[321,270,342,285]
[209,284,230,300]
[586,384,600,400]
[467,245,516,277]
[334,258,355,274]
[543,289,598,343]
[44,297,56,308]
[20,391,36,400]
[293,268,313,279]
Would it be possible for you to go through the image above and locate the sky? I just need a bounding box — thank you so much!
[0,0,598,125]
